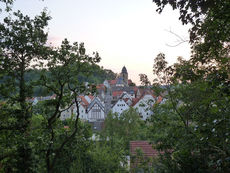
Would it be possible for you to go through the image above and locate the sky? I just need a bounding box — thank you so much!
[11,0,191,85]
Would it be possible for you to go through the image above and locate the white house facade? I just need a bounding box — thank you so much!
[112,99,130,116]
[87,97,105,122]
[133,94,155,120]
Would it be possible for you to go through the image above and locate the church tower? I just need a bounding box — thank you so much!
[121,66,128,86]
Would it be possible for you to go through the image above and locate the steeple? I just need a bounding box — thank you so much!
[121,66,128,86]
[121,66,127,74]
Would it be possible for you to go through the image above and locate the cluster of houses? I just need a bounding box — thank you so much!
[60,66,162,122]
[28,66,164,170]
[29,66,163,124]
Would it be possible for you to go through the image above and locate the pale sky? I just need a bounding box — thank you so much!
[11,0,191,85]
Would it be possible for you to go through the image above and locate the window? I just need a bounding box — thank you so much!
[91,104,101,119]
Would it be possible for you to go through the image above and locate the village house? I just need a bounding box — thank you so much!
[86,97,105,122]
[132,91,156,120]
[112,98,130,116]
[59,66,163,122]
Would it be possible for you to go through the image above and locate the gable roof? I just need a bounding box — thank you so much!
[123,98,130,103]
[78,96,89,108]
[130,141,158,158]
[131,98,140,107]
[111,98,129,109]
[132,89,157,106]
[119,91,130,99]
[87,97,105,112]
[96,84,106,91]
[88,95,94,100]
[112,90,124,97]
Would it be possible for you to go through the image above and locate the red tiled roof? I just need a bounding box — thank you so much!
[130,141,158,158]
[130,141,164,170]
[131,92,163,107]
[96,84,106,90]
[131,98,140,107]
[108,80,117,85]
[112,90,124,97]
[137,89,156,100]
[157,96,163,103]
[79,96,89,107]
[88,95,94,100]
[64,126,69,129]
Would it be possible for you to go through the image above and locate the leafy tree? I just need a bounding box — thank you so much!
[153,0,230,80]
[84,139,128,173]
[145,54,230,172]
[29,113,93,173]
[130,148,154,173]
[0,0,14,12]
[147,0,230,172]
[143,1,230,172]
[37,39,100,173]
[139,74,151,87]
[0,8,50,172]
[101,108,148,152]
[0,2,101,173]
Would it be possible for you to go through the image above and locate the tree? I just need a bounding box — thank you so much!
[139,74,151,87]
[39,39,100,173]
[93,108,149,172]
[0,2,101,173]
[143,1,230,172]
[85,138,128,173]
[0,0,14,12]
[0,9,51,172]
[153,0,230,78]
[144,54,230,172]
[29,112,94,173]
[101,108,148,152]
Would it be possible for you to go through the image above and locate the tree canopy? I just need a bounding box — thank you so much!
[144,1,230,172]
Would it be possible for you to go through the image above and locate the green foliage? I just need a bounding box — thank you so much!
[29,114,94,173]
[0,7,50,172]
[0,2,118,172]
[84,140,128,173]
[148,81,230,172]
[153,0,230,67]
[0,0,14,12]
[139,74,151,86]
[146,2,230,171]
[146,53,230,172]
[131,148,154,173]
[22,65,116,97]
[35,39,101,172]
[101,108,148,152]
